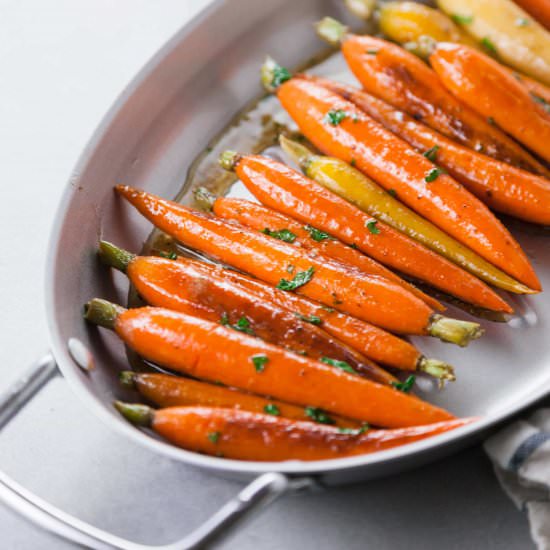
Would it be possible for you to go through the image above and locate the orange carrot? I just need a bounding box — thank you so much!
[518,72,550,104]
[220,151,514,312]
[205,193,443,311]
[119,371,361,427]
[84,300,455,428]
[99,242,395,384]
[314,19,548,176]
[263,69,539,291]
[115,403,475,461]
[430,43,550,163]
[313,75,550,227]
[116,185,482,343]
[172,256,452,376]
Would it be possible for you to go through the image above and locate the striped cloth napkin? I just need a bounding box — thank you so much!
[485,408,550,550]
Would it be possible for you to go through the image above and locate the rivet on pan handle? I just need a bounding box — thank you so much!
[0,354,313,550]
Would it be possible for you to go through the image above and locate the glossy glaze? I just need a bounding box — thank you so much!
[114,307,454,428]
[277,78,540,291]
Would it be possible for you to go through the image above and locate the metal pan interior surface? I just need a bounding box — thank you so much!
[46,0,550,485]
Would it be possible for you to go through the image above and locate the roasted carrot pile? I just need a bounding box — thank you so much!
[84,0,550,462]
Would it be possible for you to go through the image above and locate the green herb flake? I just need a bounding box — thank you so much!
[251,354,269,372]
[424,167,445,182]
[261,227,297,243]
[324,109,348,126]
[350,158,356,167]
[294,312,322,325]
[276,266,315,291]
[304,225,332,242]
[271,65,291,88]
[320,357,357,374]
[423,145,440,162]
[388,188,398,198]
[530,93,550,113]
[451,14,473,25]
[366,49,379,55]
[159,251,177,260]
[220,314,255,336]
[338,423,370,435]
[220,312,230,326]
[321,305,335,313]
[264,404,280,416]
[481,37,497,56]
[515,17,529,26]
[365,219,381,234]
[487,116,496,125]
[391,374,416,393]
[207,431,221,444]
[305,406,335,425]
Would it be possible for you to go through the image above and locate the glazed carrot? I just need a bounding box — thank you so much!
[99,242,395,384]
[430,43,550,163]
[261,64,539,291]
[200,191,443,311]
[173,257,453,376]
[116,185,483,342]
[119,371,361,427]
[220,149,513,312]
[84,300,455,428]
[311,76,550,228]
[315,17,548,176]
[281,131,536,292]
[115,404,475,461]
[519,73,550,105]
[512,0,550,30]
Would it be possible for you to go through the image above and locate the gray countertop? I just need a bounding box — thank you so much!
[0,1,533,548]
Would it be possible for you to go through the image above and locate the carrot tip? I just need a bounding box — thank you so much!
[219,150,241,172]
[428,314,484,347]
[315,17,347,47]
[84,298,125,330]
[344,0,376,21]
[98,241,135,273]
[418,357,456,382]
[279,135,314,171]
[194,187,217,211]
[114,401,154,427]
[119,371,137,388]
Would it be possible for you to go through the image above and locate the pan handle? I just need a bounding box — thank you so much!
[0,354,313,550]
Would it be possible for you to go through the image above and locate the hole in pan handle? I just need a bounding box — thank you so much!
[0,354,311,550]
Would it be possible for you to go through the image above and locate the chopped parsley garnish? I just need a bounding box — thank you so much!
[321,305,335,313]
[350,158,356,167]
[366,49,379,55]
[365,219,381,234]
[530,93,550,113]
[338,423,370,435]
[305,406,335,425]
[261,227,297,243]
[207,432,221,443]
[304,225,331,242]
[423,145,440,162]
[264,404,280,416]
[294,312,322,325]
[391,375,416,393]
[388,188,397,198]
[159,250,177,260]
[515,17,529,26]
[481,37,497,55]
[220,314,255,336]
[251,354,269,372]
[277,266,315,291]
[425,167,445,182]
[271,65,291,88]
[324,109,348,126]
[487,116,496,125]
[320,357,357,374]
[451,14,473,24]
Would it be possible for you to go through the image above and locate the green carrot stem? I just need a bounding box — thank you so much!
[98,241,135,272]
[428,314,484,347]
[114,401,154,427]
[83,298,126,330]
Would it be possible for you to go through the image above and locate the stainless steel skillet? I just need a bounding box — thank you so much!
[1,0,549,547]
